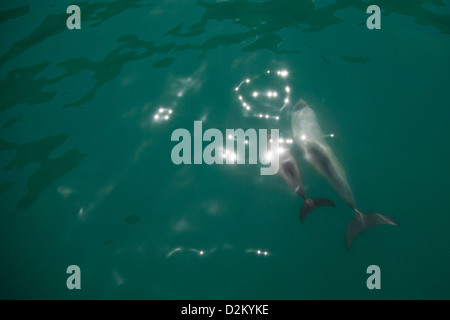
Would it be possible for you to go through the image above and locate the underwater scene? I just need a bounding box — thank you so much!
[1,0,450,299]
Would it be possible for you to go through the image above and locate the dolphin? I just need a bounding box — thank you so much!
[269,135,335,221]
[291,99,399,251]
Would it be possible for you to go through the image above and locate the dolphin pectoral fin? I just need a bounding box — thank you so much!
[300,198,335,222]
[345,212,399,252]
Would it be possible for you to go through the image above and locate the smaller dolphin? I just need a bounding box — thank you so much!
[269,135,335,221]
[291,99,399,251]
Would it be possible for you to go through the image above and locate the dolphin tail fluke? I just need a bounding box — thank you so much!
[300,198,335,222]
[345,210,399,251]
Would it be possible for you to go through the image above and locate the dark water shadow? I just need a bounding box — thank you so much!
[0,61,60,114]
[0,0,152,68]
[2,134,86,215]
[0,4,29,26]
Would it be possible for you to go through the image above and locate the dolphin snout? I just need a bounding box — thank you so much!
[292,99,308,111]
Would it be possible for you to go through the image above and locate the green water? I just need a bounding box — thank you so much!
[1,0,449,300]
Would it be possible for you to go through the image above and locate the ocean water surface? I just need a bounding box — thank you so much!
[0,0,450,299]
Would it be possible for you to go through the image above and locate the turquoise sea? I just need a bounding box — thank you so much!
[1,0,450,299]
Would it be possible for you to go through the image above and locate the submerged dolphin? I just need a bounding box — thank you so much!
[291,99,399,251]
[269,135,335,221]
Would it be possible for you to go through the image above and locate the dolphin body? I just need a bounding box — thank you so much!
[271,136,335,221]
[291,99,399,251]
